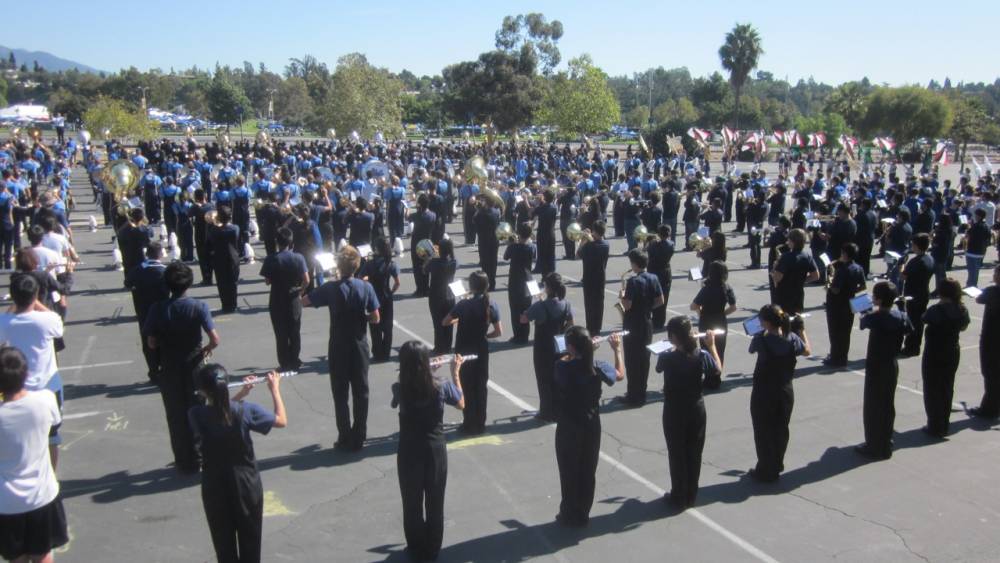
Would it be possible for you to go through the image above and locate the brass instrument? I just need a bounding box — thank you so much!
[326,128,337,140]
[101,127,112,140]
[496,221,515,242]
[100,160,141,217]
[10,127,21,140]
[77,130,91,145]
[216,130,230,146]
[688,232,712,252]
[255,130,270,144]
[463,156,489,184]
[633,224,651,243]
[204,209,220,227]
[566,222,592,243]
[582,135,594,151]
[415,239,436,260]
[479,186,505,214]
[614,269,633,318]
[185,125,195,137]
[297,177,308,188]
[26,127,42,142]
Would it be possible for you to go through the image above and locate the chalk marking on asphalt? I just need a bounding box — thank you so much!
[105,412,129,431]
[392,319,780,563]
[448,435,507,450]
[263,490,295,517]
[61,429,95,451]
[63,410,103,420]
[60,360,134,371]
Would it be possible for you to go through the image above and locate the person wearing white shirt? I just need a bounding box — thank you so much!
[974,195,997,229]
[0,346,69,562]
[27,226,63,275]
[0,276,65,469]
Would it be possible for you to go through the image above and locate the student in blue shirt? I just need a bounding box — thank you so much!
[189,364,287,563]
[0,184,16,269]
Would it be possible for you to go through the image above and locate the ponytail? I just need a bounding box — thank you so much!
[196,363,234,426]
[759,304,789,336]
[666,316,698,355]
[564,326,596,378]
[543,272,566,300]
[469,270,491,321]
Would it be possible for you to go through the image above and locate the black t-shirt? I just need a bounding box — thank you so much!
[923,302,970,353]
[860,308,911,363]
[533,203,557,238]
[188,401,275,474]
[623,271,662,329]
[425,257,457,304]
[977,286,1000,345]
[260,250,308,300]
[902,254,934,300]
[656,349,720,404]
[503,242,536,285]
[307,278,380,344]
[126,260,169,310]
[554,358,616,423]
[827,261,865,304]
[967,221,991,255]
[749,332,804,385]
[647,238,675,274]
[579,239,610,284]
[775,249,817,308]
[143,296,215,366]
[693,281,736,330]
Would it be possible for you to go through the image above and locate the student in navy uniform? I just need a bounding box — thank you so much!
[690,261,736,389]
[855,199,877,276]
[442,271,502,435]
[259,228,309,372]
[557,186,579,259]
[425,239,458,354]
[209,206,241,313]
[576,221,610,335]
[191,189,216,285]
[856,281,912,460]
[745,193,768,268]
[554,327,623,527]
[125,242,169,383]
[144,262,220,473]
[647,224,675,331]
[391,341,464,561]
[771,228,819,315]
[116,207,153,283]
[409,194,437,297]
[963,208,991,288]
[188,364,287,563]
[384,180,406,242]
[522,273,574,422]
[303,246,381,451]
[747,304,811,482]
[504,223,536,344]
[532,190,558,275]
[969,265,1000,419]
[899,233,934,357]
[929,214,955,296]
[619,249,665,406]
[255,192,281,258]
[656,317,722,509]
[920,278,970,438]
[290,204,322,290]
[474,200,501,291]
[361,237,400,362]
[174,195,195,262]
[823,243,867,367]
[348,197,375,247]
[232,176,252,255]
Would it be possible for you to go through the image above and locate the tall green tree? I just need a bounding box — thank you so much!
[718,23,763,129]
[83,96,158,140]
[859,86,953,148]
[312,53,403,138]
[0,76,7,107]
[538,56,620,137]
[949,96,988,170]
[274,76,313,127]
[825,81,871,129]
[495,13,564,74]
[443,49,543,133]
[206,76,252,124]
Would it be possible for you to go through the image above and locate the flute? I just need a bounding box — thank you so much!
[592,330,629,342]
[227,371,300,388]
[695,329,727,337]
[429,354,478,367]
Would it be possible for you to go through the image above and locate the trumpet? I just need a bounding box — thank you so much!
[429,353,478,368]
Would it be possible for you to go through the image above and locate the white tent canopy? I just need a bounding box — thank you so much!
[0,104,51,122]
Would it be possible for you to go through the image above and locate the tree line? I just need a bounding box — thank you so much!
[1,16,998,158]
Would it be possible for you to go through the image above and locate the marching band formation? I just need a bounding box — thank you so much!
[1,127,999,562]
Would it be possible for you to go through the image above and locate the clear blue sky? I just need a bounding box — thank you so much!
[14,0,1000,85]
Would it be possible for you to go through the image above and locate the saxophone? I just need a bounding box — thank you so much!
[614,269,632,319]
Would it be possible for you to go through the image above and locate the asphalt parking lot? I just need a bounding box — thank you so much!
[47,161,1000,562]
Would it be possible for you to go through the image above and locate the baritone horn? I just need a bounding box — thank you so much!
[688,232,712,252]
[566,222,592,243]
[463,156,489,184]
[614,269,632,318]
[496,221,515,242]
[415,239,436,260]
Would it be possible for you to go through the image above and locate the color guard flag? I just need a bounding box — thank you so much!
[687,127,711,145]
[785,130,803,147]
[933,142,951,166]
[721,127,738,147]
[807,132,827,148]
[772,130,786,145]
[874,137,896,152]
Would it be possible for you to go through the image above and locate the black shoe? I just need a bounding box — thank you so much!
[747,468,778,483]
[968,407,999,419]
[920,426,947,439]
[333,439,353,451]
[821,357,847,368]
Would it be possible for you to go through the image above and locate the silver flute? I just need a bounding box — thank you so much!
[429,354,478,367]
[227,371,300,389]
[593,330,629,342]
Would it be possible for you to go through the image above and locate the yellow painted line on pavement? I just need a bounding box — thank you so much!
[448,435,507,450]
[263,490,295,517]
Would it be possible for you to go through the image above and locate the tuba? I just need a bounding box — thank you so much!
[688,232,712,252]
[463,156,489,185]
[326,128,337,140]
[255,130,270,144]
[26,127,42,142]
[566,222,592,243]
[415,239,436,260]
[101,159,141,217]
[496,221,515,242]
[216,130,230,146]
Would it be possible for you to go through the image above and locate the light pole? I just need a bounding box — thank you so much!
[267,88,278,122]
[138,86,149,113]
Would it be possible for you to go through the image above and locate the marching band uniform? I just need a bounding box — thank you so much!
[533,199,558,276]
[621,268,663,406]
[971,281,1000,418]
[474,205,501,291]
[361,253,399,362]
[748,329,806,482]
[920,300,970,437]
[448,291,501,434]
[900,249,934,357]
[858,305,911,459]
[409,205,437,296]
[425,255,457,353]
[260,245,308,372]
[504,238,536,343]
[525,295,573,421]
[824,256,866,367]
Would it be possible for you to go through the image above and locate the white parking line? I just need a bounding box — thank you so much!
[60,360,135,371]
[392,319,780,563]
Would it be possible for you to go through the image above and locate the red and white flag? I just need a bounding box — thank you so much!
[807,132,827,148]
[772,130,786,145]
[785,130,803,147]
[838,135,858,159]
[873,137,896,152]
[933,142,951,166]
[687,127,711,146]
[721,127,738,147]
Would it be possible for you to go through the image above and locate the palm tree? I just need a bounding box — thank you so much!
[718,23,763,129]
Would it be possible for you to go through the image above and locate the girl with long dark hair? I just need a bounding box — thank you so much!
[747,304,811,482]
[188,364,287,563]
[425,238,458,353]
[442,271,502,434]
[690,260,736,388]
[522,272,573,422]
[392,341,464,561]
[920,278,970,437]
[554,327,623,526]
[656,316,721,508]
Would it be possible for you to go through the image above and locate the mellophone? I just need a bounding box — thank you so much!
[227,354,478,388]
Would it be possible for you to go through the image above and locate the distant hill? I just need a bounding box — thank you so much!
[0,45,106,74]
